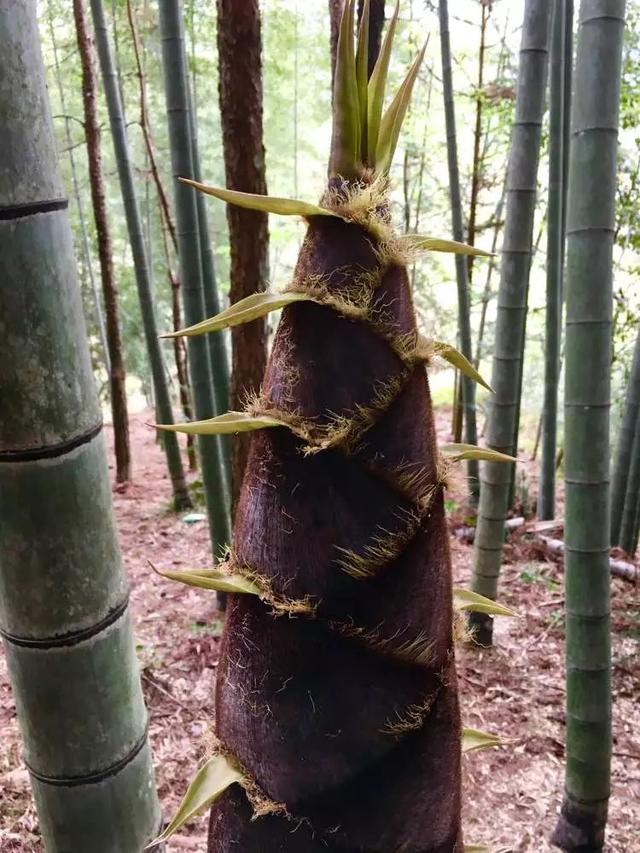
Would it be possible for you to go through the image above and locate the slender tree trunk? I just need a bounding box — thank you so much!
[618,411,640,555]
[438,0,479,503]
[474,182,506,368]
[610,327,640,544]
[126,0,178,253]
[539,0,567,519]
[158,0,231,555]
[89,0,191,510]
[187,78,232,491]
[132,0,196,471]
[551,2,625,849]
[74,0,131,484]
[466,0,488,283]
[0,3,160,848]
[469,0,552,646]
[329,0,345,87]
[217,0,269,509]
[47,4,110,376]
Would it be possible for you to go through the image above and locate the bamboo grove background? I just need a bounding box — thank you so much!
[0,0,639,849]
[40,0,640,476]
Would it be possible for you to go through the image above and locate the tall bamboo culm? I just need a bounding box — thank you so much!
[610,327,640,544]
[0,2,160,848]
[469,0,552,645]
[187,80,232,489]
[539,0,567,520]
[617,408,640,555]
[158,0,231,556]
[89,0,191,509]
[551,2,625,849]
[438,0,480,503]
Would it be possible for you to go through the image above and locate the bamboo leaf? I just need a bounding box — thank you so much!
[462,726,502,753]
[405,234,493,257]
[356,0,370,162]
[179,179,337,219]
[162,291,313,339]
[155,412,285,436]
[441,444,517,464]
[146,755,243,847]
[375,41,427,174]
[329,0,360,178]
[155,567,262,596]
[432,340,493,392]
[464,846,490,853]
[367,0,399,165]
[453,587,517,618]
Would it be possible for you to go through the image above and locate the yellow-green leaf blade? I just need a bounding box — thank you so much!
[155,412,285,436]
[432,340,493,392]
[462,726,502,754]
[367,0,399,165]
[441,443,517,464]
[356,0,370,161]
[146,755,243,847]
[464,846,490,853]
[453,587,517,618]
[406,234,493,257]
[330,0,360,178]
[162,291,313,339]
[180,179,337,219]
[375,41,427,174]
[156,567,262,596]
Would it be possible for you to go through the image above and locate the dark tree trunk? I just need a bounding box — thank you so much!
[126,0,177,254]
[74,0,131,484]
[329,0,344,86]
[216,0,269,509]
[358,0,385,77]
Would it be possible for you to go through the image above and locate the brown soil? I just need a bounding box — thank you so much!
[1,410,638,852]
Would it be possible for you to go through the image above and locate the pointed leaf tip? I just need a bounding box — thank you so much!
[161,291,313,338]
[367,0,400,165]
[179,179,338,219]
[441,443,517,464]
[405,234,493,257]
[155,567,262,597]
[432,340,493,392]
[376,39,427,174]
[145,755,242,847]
[453,587,517,618]
[155,411,285,436]
[462,726,503,753]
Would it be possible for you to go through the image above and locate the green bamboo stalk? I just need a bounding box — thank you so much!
[158,0,231,557]
[47,4,110,376]
[89,0,191,510]
[438,0,479,504]
[618,409,640,555]
[610,327,640,543]
[539,0,566,520]
[187,77,232,493]
[561,0,574,282]
[469,0,552,646]
[551,2,625,848]
[0,3,160,848]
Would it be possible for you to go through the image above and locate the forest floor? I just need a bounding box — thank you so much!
[0,410,638,852]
